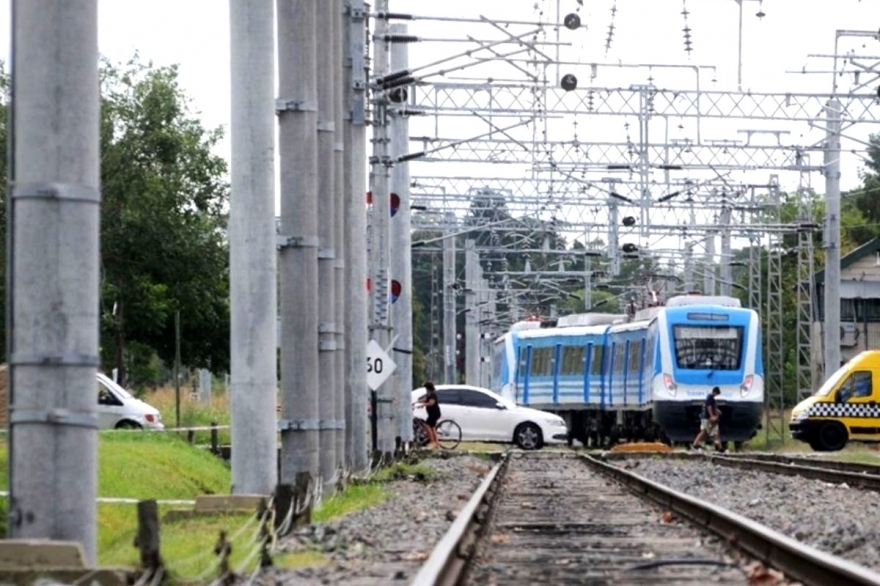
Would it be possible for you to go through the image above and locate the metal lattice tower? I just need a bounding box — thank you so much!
[795,151,818,402]
[764,180,785,446]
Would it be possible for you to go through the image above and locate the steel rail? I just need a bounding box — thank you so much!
[706,454,880,491]
[409,454,508,586]
[582,453,880,586]
[719,452,880,476]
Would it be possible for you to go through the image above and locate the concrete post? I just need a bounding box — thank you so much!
[389,24,414,443]
[333,0,347,471]
[823,100,842,376]
[8,0,100,562]
[316,0,338,491]
[344,0,369,472]
[443,213,457,384]
[720,207,733,297]
[277,0,320,484]
[683,244,694,293]
[703,233,716,296]
[369,0,396,456]
[480,277,491,389]
[229,0,278,497]
[608,202,620,277]
[465,239,479,385]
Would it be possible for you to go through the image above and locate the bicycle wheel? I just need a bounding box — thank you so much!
[436,419,462,450]
[412,418,429,447]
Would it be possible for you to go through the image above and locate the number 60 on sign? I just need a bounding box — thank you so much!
[366,339,397,390]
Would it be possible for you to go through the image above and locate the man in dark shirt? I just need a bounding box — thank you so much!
[691,386,724,452]
[416,381,442,449]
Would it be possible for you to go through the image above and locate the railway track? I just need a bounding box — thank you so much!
[603,450,880,490]
[411,451,880,586]
[718,452,880,475]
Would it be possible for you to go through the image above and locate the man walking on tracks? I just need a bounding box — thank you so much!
[691,386,724,452]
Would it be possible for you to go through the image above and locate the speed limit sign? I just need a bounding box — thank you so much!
[366,339,397,390]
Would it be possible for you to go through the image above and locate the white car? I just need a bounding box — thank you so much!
[411,384,568,450]
[97,373,164,430]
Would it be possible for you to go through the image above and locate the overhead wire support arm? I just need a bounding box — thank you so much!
[371,11,584,29]
[374,27,542,87]
[393,116,535,164]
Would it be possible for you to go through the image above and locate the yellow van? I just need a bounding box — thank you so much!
[790,350,880,451]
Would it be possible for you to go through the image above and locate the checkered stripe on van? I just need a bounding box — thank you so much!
[807,403,880,418]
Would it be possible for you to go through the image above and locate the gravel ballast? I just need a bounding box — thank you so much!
[256,453,493,586]
[614,457,880,571]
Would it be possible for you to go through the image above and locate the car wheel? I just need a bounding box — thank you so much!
[115,420,142,430]
[514,422,543,450]
[814,422,848,452]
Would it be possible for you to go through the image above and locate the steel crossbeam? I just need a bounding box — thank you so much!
[410,83,880,123]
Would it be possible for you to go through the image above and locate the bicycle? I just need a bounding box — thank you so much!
[411,415,462,450]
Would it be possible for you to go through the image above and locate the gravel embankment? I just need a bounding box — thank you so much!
[615,457,880,571]
[256,453,493,586]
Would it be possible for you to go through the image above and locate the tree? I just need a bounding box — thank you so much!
[0,57,230,387]
[99,57,230,385]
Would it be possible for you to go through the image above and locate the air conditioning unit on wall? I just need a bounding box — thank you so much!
[841,322,859,347]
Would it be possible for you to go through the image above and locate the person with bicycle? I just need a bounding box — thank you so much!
[415,381,441,449]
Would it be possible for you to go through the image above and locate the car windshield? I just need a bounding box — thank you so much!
[101,376,133,399]
[814,366,850,398]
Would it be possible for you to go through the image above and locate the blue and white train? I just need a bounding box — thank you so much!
[491,295,764,446]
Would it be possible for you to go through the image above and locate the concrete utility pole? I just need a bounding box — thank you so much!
[8,0,99,562]
[608,202,621,276]
[229,0,278,497]
[389,24,414,444]
[277,0,320,485]
[442,213,457,384]
[823,100,843,377]
[479,277,491,389]
[465,240,480,385]
[683,244,695,292]
[333,0,347,471]
[369,0,396,456]
[316,0,338,491]
[719,208,733,296]
[344,0,369,472]
[703,234,717,296]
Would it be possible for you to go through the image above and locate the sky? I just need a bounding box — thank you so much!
[0,1,872,177]
[0,0,876,257]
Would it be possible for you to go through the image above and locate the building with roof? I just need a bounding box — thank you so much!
[813,237,880,387]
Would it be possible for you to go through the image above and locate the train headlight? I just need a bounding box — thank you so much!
[740,375,754,398]
[663,373,677,397]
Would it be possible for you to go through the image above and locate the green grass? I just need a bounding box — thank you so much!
[313,483,390,523]
[0,427,444,580]
[456,441,507,453]
[96,432,230,499]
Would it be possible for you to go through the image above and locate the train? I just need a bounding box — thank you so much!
[491,294,764,447]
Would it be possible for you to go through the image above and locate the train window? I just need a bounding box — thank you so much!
[614,343,626,374]
[672,325,743,370]
[629,341,641,373]
[590,345,604,375]
[561,346,587,375]
[530,347,554,376]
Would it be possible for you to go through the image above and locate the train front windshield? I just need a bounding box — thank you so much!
[672,325,744,370]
